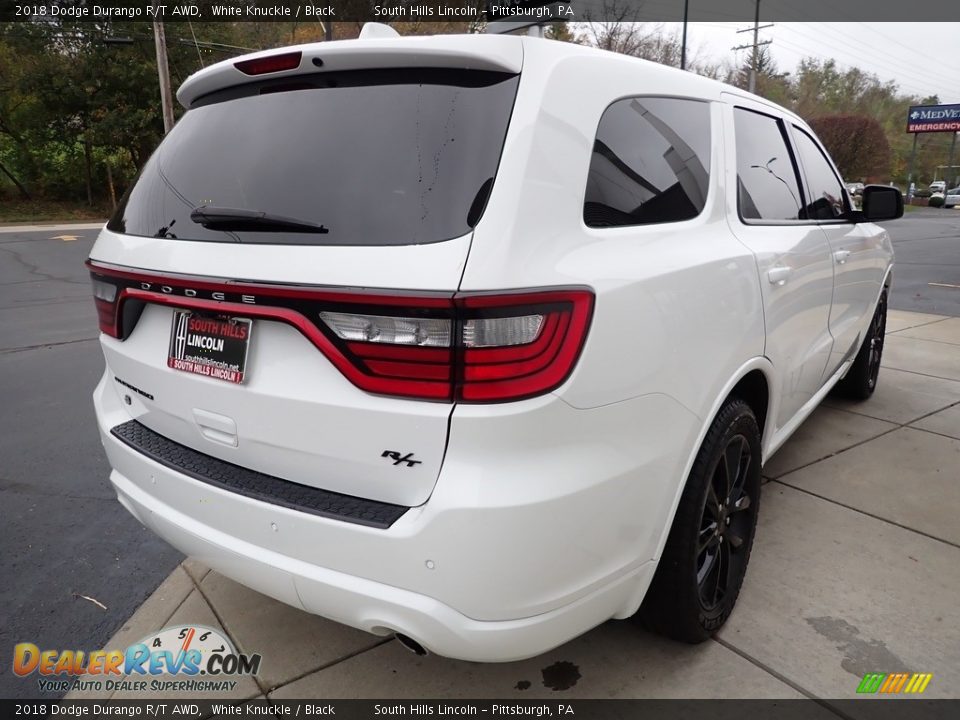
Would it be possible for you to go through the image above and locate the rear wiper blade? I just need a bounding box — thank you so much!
[190,206,329,234]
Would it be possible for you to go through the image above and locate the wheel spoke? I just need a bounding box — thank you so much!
[705,482,720,515]
[697,427,759,610]
[735,452,751,493]
[697,546,718,586]
[711,541,728,605]
[698,527,719,556]
[722,438,742,500]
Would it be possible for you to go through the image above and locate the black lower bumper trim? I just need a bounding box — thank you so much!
[110,420,409,529]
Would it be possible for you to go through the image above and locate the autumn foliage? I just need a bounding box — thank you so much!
[808,115,892,181]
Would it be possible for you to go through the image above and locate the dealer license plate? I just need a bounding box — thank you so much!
[167,310,252,384]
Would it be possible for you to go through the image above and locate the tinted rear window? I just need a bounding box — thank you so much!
[108,69,519,246]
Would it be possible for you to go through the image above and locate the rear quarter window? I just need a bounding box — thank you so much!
[583,96,711,228]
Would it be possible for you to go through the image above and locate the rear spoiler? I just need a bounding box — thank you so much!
[176,34,523,108]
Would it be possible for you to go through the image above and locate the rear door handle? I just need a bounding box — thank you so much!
[834,249,851,264]
[767,266,792,286]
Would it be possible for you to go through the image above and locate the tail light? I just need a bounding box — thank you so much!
[86,262,593,403]
[323,289,593,402]
[456,291,593,402]
[91,277,121,338]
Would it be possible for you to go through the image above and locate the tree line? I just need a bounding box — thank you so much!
[0,17,953,211]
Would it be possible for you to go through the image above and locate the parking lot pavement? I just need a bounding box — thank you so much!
[59,309,960,704]
[0,223,183,700]
[884,209,960,317]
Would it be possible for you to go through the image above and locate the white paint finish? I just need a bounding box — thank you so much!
[89,226,472,292]
[90,34,896,661]
[176,34,524,108]
[719,97,837,431]
[100,311,453,507]
[97,374,693,629]
[271,621,806,699]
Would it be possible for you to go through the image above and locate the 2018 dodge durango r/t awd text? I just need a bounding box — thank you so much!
[88,27,901,662]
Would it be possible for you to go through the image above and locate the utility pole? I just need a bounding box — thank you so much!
[906,132,919,193]
[152,15,175,134]
[680,0,689,71]
[750,0,760,93]
[733,0,773,95]
[945,132,958,200]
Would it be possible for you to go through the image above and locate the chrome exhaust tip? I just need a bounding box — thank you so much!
[395,633,428,656]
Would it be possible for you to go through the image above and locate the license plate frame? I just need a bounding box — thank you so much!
[167,310,253,385]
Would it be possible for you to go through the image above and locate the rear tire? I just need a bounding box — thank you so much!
[836,290,887,401]
[639,398,762,643]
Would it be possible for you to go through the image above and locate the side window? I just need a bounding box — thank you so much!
[733,108,803,221]
[792,127,848,220]
[584,97,710,228]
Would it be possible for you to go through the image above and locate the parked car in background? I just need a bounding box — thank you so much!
[846,182,864,197]
[945,188,960,208]
[929,180,946,193]
[87,28,902,662]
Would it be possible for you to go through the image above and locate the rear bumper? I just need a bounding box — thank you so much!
[94,370,698,662]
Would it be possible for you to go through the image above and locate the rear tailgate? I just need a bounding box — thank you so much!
[90,44,521,508]
[90,234,468,508]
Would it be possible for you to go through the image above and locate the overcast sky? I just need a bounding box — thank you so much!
[670,22,959,103]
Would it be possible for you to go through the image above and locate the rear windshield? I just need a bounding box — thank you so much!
[108,69,519,246]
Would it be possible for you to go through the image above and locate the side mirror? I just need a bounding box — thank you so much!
[861,185,903,221]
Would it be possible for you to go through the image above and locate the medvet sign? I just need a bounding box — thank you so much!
[907,104,960,133]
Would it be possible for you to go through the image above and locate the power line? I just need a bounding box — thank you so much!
[731,0,772,94]
[780,24,954,94]
[773,33,955,100]
[765,0,953,71]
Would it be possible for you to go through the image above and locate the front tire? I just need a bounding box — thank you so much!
[836,289,887,401]
[639,398,762,643]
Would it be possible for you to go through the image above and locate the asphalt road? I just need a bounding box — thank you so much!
[883,208,960,316]
[0,223,182,700]
[0,209,957,699]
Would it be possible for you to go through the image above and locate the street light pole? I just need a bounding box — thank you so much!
[152,16,175,134]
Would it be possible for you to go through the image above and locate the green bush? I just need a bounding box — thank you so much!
[929,195,945,208]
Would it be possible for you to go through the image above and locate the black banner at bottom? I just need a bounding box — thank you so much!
[5,699,960,720]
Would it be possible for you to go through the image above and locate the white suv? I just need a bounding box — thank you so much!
[88,31,900,662]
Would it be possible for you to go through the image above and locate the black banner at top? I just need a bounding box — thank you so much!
[3,699,960,720]
[3,0,960,22]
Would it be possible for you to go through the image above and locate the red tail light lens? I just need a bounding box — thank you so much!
[86,261,593,403]
[234,51,302,76]
[91,277,122,338]
[457,290,594,402]
[319,290,594,403]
